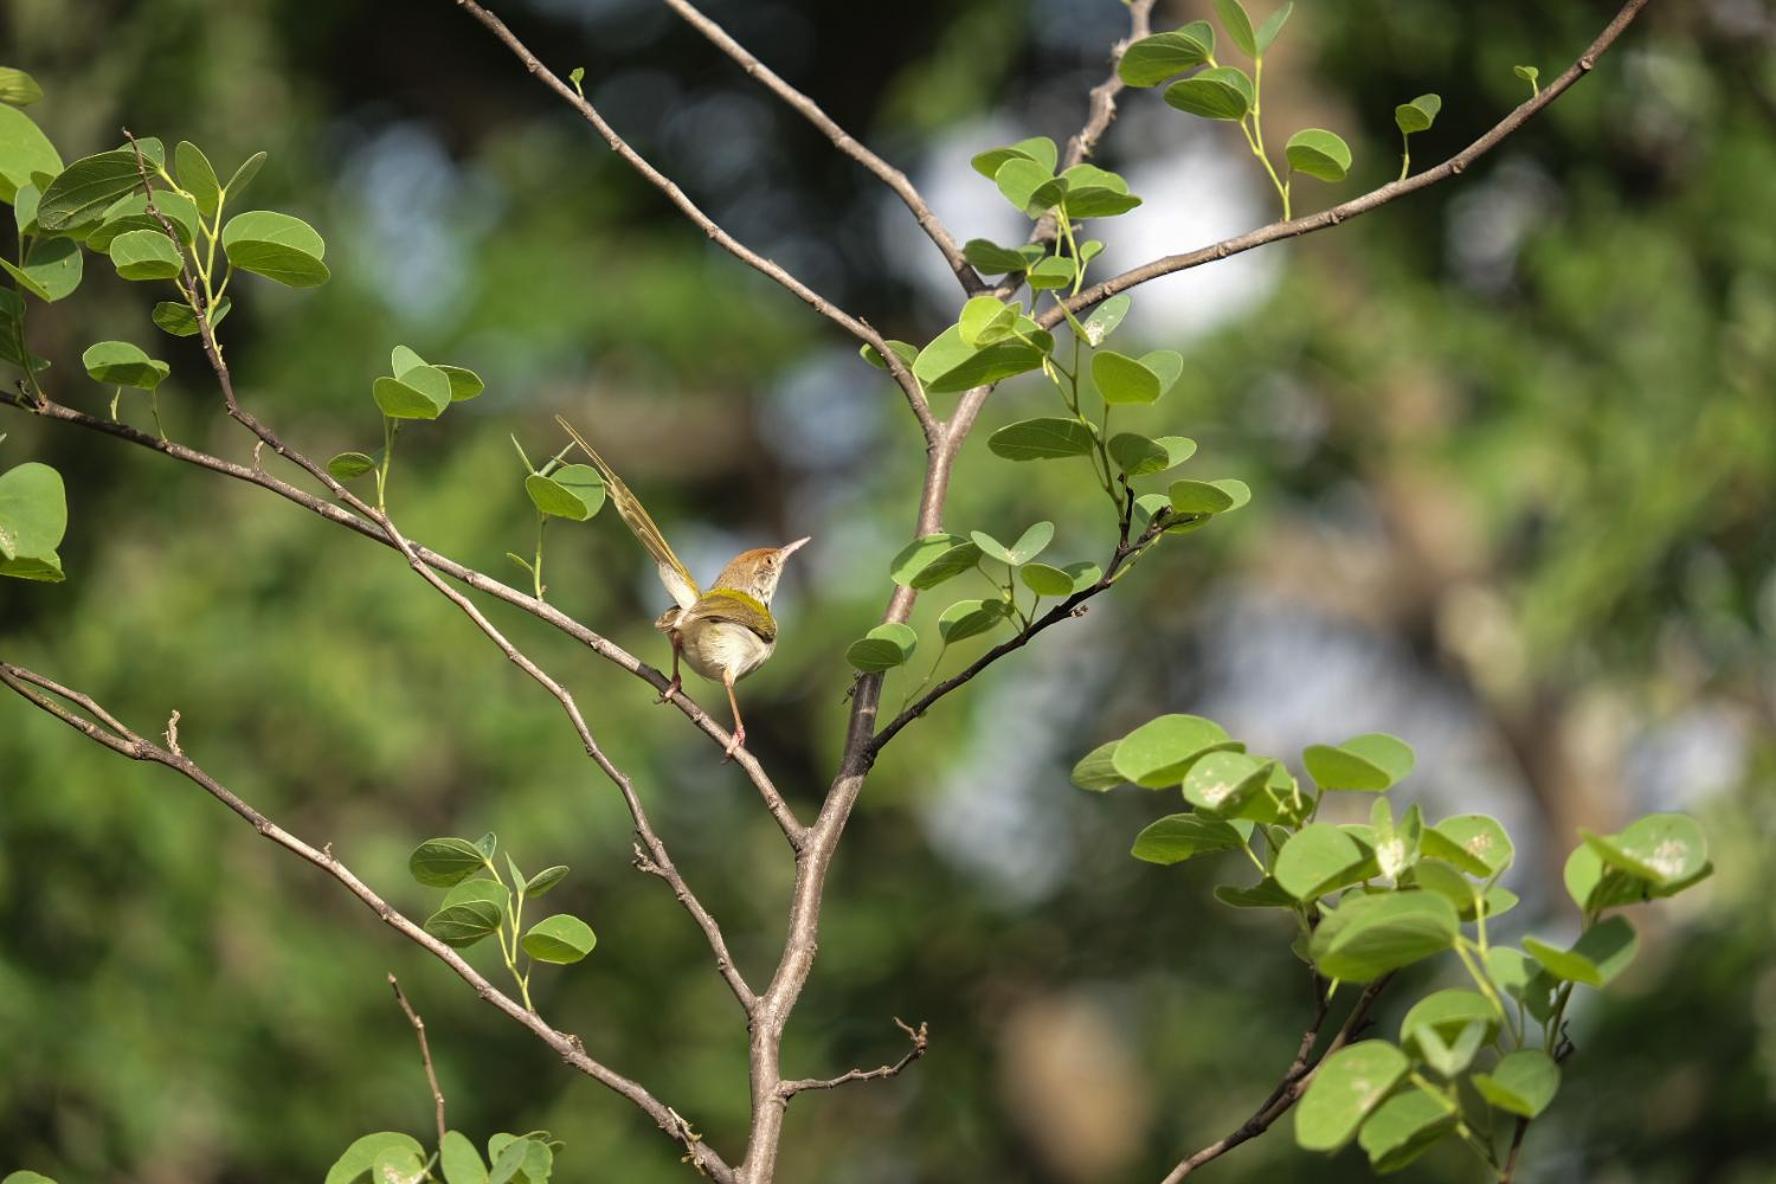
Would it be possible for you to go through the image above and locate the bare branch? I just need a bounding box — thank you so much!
[0,391,808,847]
[1048,0,1655,327]
[1159,976,1392,1183]
[388,974,448,1147]
[1063,0,1157,169]
[0,661,736,1184]
[662,0,981,296]
[779,1018,929,1100]
[448,0,937,442]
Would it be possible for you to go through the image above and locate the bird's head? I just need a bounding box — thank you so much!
[715,536,810,606]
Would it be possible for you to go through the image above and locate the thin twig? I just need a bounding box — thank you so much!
[1064,0,1157,169]
[1048,0,1655,327]
[0,390,807,847]
[1160,976,1393,1183]
[662,0,981,296]
[778,1018,929,1100]
[388,974,448,1147]
[448,0,938,443]
[0,661,736,1184]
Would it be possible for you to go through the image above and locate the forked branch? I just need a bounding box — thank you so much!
[778,1018,930,1100]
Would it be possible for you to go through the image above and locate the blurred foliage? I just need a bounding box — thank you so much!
[0,0,1772,1182]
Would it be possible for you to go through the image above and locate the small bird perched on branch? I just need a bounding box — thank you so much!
[556,416,808,758]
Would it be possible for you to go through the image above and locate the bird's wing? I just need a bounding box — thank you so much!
[555,415,700,610]
[682,588,777,643]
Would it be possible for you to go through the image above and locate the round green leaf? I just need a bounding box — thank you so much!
[1080,294,1132,346]
[1183,751,1272,816]
[1169,479,1237,516]
[1093,349,1162,404]
[325,1133,426,1184]
[152,296,230,337]
[1294,1040,1409,1152]
[913,324,1046,394]
[1473,1049,1560,1119]
[173,140,221,219]
[0,106,61,205]
[223,150,268,200]
[1215,877,1297,909]
[1513,64,1540,86]
[1274,822,1365,899]
[1400,989,1497,1050]
[1585,813,1707,887]
[969,136,1057,180]
[433,364,484,402]
[374,364,453,421]
[526,463,605,521]
[1213,0,1258,56]
[1357,1085,1456,1173]
[1111,713,1235,788]
[1431,814,1513,874]
[962,238,1034,275]
[1021,562,1075,598]
[958,294,1015,347]
[522,913,597,964]
[6,236,81,301]
[937,598,1007,644]
[1163,66,1254,121]
[81,340,169,390]
[440,1130,489,1184]
[845,622,918,672]
[1523,916,1638,988]
[424,898,503,947]
[1303,733,1413,791]
[1131,813,1244,866]
[0,461,67,576]
[86,190,200,251]
[524,865,569,897]
[1309,891,1460,982]
[1026,255,1078,290]
[1395,93,1442,135]
[1063,560,1103,592]
[1286,128,1353,183]
[989,417,1097,461]
[3,1173,59,1184]
[1118,23,1215,87]
[327,452,377,482]
[221,209,330,287]
[859,337,919,370]
[0,68,45,108]
[108,228,184,281]
[1253,1,1294,52]
[888,534,981,590]
[1486,947,1556,1021]
[1070,739,1124,792]
[35,149,147,233]
[409,837,486,886]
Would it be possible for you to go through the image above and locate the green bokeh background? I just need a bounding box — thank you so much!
[2,1,1772,1181]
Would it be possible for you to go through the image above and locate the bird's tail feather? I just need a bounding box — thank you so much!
[555,415,700,609]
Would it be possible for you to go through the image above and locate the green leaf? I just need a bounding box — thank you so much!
[1112,714,1234,788]
[988,417,1096,461]
[1523,916,1638,988]
[108,229,183,281]
[1395,93,1442,135]
[1061,165,1142,218]
[440,1131,489,1184]
[152,296,230,337]
[526,463,605,521]
[1109,433,1196,477]
[0,461,67,580]
[86,190,199,251]
[1215,877,1297,909]
[1213,0,1259,56]
[889,533,973,588]
[438,365,485,402]
[1165,67,1256,120]
[1309,891,1460,982]
[1080,294,1131,346]
[221,209,329,287]
[958,295,1015,347]
[1063,560,1102,591]
[409,837,487,886]
[9,236,81,301]
[1408,858,1478,912]
[1410,1020,1488,1081]
[1021,562,1075,598]
[12,181,39,234]
[525,865,568,897]
[0,106,62,204]
[1026,255,1077,291]
[1430,814,1513,875]
[1303,732,1414,791]
[859,338,919,370]
[425,897,503,947]
[327,452,377,481]
[1486,947,1556,1022]
[1168,479,1237,516]
[81,340,169,390]
[1070,740,1123,792]
[1419,829,1492,877]
[0,256,49,301]
[325,1133,426,1184]
[1092,349,1162,404]
[374,365,454,421]
[1513,64,1540,87]
[1400,989,1497,1051]
[1274,822,1365,899]
[1118,23,1215,87]
[962,239,1034,275]
[1294,1040,1409,1151]
[845,622,918,672]
[1131,813,1244,866]
[969,136,1058,179]
[994,157,1067,216]
[35,150,147,232]
[1583,813,1708,888]
[1473,1049,1560,1119]
[1285,128,1353,183]
[1357,1085,1456,1173]
[1182,751,1272,817]
[0,68,44,108]
[1253,1,1294,52]
[444,876,510,913]
[3,1173,60,1184]
[223,151,267,200]
[174,141,221,219]
[913,324,1045,394]
[390,345,428,377]
[523,913,597,964]
[937,598,1007,644]
[970,521,1052,566]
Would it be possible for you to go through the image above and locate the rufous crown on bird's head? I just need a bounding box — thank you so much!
[713,537,810,605]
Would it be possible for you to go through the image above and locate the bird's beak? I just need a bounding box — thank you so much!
[779,536,812,559]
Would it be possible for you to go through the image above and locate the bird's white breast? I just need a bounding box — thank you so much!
[680,617,775,684]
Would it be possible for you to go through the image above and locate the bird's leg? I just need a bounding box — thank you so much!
[657,630,684,704]
[722,674,746,760]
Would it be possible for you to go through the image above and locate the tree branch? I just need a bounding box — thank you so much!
[661,0,981,297]
[448,0,937,443]
[778,1018,929,1100]
[1159,976,1393,1183]
[389,974,448,1148]
[1063,0,1156,170]
[0,661,735,1184]
[1045,0,1655,327]
[0,391,807,847]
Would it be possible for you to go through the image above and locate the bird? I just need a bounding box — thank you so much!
[555,415,808,759]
